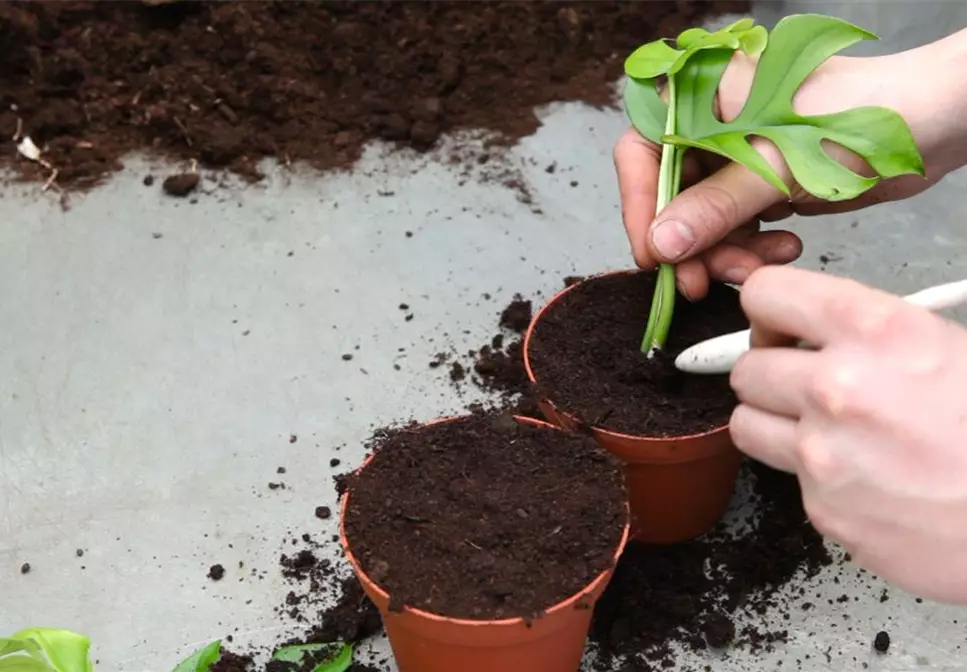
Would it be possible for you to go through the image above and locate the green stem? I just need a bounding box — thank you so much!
[640,76,685,354]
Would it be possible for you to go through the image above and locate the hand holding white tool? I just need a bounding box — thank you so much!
[675,278,967,374]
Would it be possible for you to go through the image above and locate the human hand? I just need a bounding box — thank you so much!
[614,44,953,300]
[729,266,967,603]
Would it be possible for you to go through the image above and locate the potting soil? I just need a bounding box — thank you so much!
[0,0,749,189]
[343,411,627,621]
[527,271,749,436]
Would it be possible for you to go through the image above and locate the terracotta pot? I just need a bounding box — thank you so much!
[523,270,742,545]
[340,415,630,672]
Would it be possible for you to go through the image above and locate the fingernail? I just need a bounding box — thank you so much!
[676,279,693,301]
[771,241,801,261]
[651,220,695,261]
[722,267,750,284]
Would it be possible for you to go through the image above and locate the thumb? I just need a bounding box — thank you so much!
[647,160,787,263]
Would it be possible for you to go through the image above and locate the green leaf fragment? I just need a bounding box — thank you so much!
[6,629,93,672]
[172,641,221,672]
[0,657,54,672]
[272,643,354,672]
[724,17,756,33]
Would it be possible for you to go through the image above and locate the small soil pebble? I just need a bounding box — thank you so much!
[341,354,353,361]
[701,612,736,649]
[143,175,155,186]
[329,458,341,468]
[289,434,298,443]
[874,630,891,653]
[208,564,226,581]
[315,506,332,520]
[527,271,747,436]
[162,172,200,197]
[343,410,626,620]
[20,562,30,574]
[76,548,84,557]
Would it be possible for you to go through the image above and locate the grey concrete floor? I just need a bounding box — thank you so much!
[3,2,967,670]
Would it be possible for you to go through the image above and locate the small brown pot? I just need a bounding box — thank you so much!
[523,271,742,545]
[340,415,630,672]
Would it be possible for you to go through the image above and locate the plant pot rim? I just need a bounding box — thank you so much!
[523,268,731,443]
[339,413,631,628]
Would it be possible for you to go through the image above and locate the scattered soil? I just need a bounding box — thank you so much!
[208,563,225,581]
[343,410,626,620]
[0,0,748,189]
[589,461,833,669]
[498,294,533,332]
[314,506,332,520]
[527,271,748,436]
[874,630,891,653]
[20,562,30,574]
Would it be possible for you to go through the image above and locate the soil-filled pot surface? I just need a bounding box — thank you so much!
[528,271,748,437]
[342,411,626,621]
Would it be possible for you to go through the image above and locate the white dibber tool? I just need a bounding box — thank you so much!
[674,278,967,375]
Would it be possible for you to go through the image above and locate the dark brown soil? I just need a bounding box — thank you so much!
[343,410,627,620]
[874,630,890,653]
[210,652,253,672]
[0,0,748,189]
[528,271,748,436]
[207,563,225,581]
[589,461,833,669]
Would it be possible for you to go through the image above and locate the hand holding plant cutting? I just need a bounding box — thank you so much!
[730,265,967,604]
[616,19,967,309]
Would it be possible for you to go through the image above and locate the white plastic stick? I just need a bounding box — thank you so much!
[674,278,967,375]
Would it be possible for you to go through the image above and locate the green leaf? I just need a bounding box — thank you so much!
[623,77,667,144]
[664,13,925,201]
[739,25,768,56]
[676,27,709,49]
[8,630,92,672]
[172,641,221,672]
[624,40,682,79]
[724,17,756,33]
[271,643,353,672]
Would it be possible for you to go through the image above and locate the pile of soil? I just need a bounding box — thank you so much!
[589,461,833,669]
[342,410,627,620]
[527,271,749,436]
[0,0,749,189]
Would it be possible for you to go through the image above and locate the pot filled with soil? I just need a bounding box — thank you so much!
[339,410,629,672]
[523,270,747,544]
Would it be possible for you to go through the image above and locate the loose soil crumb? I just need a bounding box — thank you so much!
[498,294,533,332]
[0,1,748,189]
[874,630,891,653]
[20,562,30,574]
[343,411,626,620]
[528,271,748,436]
[314,506,332,520]
[162,172,200,197]
[208,563,225,581]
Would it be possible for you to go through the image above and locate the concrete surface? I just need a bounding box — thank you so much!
[3,1,967,670]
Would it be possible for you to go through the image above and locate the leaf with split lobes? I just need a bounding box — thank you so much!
[663,14,925,201]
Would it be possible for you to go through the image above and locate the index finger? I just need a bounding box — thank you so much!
[741,266,912,348]
[613,128,661,269]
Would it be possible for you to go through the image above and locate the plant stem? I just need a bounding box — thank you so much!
[640,76,685,354]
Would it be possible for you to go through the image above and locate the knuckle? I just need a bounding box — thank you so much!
[825,287,903,341]
[794,431,839,483]
[806,362,860,418]
[802,496,848,542]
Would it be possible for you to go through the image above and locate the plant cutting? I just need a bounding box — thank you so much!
[339,410,629,672]
[524,13,925,544]
[624,13,924,354]
[174,639,354,672]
